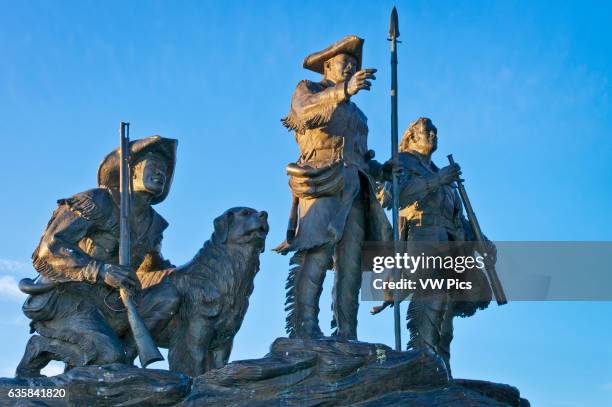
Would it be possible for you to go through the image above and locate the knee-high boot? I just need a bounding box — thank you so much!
[406,291,449,357]
[285,245,333,339]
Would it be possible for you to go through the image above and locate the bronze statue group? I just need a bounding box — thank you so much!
[15,35,497,379]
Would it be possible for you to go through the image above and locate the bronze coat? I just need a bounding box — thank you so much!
[379,151,492,316]
[25,188,174,327]
[275,79,391,254]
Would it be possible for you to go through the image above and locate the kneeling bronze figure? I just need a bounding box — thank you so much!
[16,136,268,378]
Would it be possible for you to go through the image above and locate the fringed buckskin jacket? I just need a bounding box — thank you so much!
[275,79,392,254]
[23,188,174,325]
[378,151,492,317]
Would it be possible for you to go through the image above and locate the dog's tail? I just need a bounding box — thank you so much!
[284,251,305,337]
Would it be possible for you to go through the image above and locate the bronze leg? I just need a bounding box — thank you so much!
[406,290,449,356]
[290,245,333,339]
[438,300,455,377]
[35,309,126,367]
[332,197,366,340]
[210,340,233,370]
[169,318,213,377]
[15,336,83,378]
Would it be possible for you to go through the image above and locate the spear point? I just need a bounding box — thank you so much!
[389,6,400,40]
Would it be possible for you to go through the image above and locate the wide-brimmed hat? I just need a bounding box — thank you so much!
[303,35,364,74]
[97,136,177,205]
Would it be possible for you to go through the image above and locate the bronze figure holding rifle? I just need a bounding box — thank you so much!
[16,135,180,377]
[374,117,498,376]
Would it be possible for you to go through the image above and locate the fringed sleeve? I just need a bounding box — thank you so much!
[31,189,113,284]
[281,80,348,133]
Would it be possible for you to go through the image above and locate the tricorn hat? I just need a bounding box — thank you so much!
[303,35,364,74]
[97,136,178,205]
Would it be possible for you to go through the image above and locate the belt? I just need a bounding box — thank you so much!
[404,214,457,229]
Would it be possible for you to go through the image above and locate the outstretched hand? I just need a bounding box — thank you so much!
[346,68,377,96]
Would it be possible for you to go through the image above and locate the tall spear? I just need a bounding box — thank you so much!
[388,6,402,352]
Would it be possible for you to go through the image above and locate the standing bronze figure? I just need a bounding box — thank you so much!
[275,35,393,339]
[374,117,496,375]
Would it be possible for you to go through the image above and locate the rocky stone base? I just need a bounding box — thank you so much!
[0,338,529,407]
[0,364,191,407]
[358,380,531,407]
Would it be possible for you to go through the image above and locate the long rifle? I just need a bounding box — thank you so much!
[119,122,164,367]
[388,6,402,352]
[447,154,507,305]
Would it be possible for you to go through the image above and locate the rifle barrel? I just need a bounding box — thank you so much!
[447,154,507,305]
[119,122,164,367]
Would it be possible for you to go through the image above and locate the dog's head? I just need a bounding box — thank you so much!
[212,207,269,252]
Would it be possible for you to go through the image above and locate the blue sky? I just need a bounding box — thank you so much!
[0,1,611,405]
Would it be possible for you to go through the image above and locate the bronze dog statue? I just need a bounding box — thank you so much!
[147,207,269,376]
